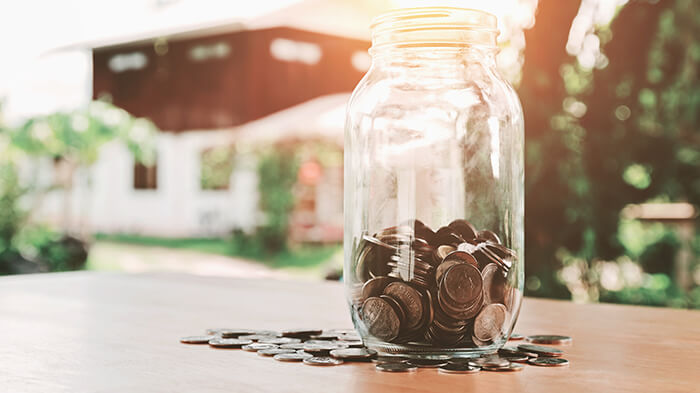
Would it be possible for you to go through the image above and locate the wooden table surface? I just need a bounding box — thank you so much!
[1,272,699,393]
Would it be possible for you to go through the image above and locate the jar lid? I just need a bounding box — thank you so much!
[371,7,498,51]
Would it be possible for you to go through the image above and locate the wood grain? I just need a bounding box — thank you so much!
[0,272,698,393]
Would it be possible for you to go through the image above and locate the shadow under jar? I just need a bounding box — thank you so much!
[344,7,524,358]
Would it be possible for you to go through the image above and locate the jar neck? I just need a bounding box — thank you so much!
[370,47,497,75]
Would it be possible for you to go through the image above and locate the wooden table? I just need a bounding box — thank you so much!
[1,272,699,393]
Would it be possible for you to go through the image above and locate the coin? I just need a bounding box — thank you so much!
[375,362,417,373]
[361,276,396,302]
[526,335,573,345]
[303,342,342,355]
[257,348,296,357]
[279,343,306,350]
[517,344,564,357]
[361,297,401,342]
[329,348,377,361]
[383,282,424,330]
[303,356,344,366]
[441,263,483,305]
[407,358,449,368]
[281,329,323,338]
[528,357,569,367]
[259,337,302,345]
[473,303,507,342]
[372,355,409,364]
[438,363,481,374]
[435,245,457,261]
[469,356,510,368]
[241,343,278,352]
[481,263,507,305]
[180,335,216,344]
[208,338,253,348]
[448,219,477,241]
[483,363,523,372]
[217,329,257,338]
[476,230,501,244]
[310,333,340,341]
[273,352,313,362]
[509,333,524,341]
[238,334,277,342]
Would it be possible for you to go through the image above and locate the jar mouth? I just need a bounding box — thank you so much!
[370,7,499,52]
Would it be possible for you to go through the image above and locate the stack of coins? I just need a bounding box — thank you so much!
[352,218,517,348]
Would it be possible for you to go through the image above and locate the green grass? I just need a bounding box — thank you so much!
[94,233,340,269]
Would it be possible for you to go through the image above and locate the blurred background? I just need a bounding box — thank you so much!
[0,0,698,308]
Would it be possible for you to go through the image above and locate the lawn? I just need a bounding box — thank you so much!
[93,233,341,269]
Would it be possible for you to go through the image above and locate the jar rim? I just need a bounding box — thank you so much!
[371,7,499,51]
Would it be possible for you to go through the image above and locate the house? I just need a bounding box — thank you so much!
[36,7,372,240]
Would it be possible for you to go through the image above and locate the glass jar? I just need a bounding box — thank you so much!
[344,7,524,358]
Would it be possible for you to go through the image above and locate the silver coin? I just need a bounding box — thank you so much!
[407,358,449,368]
[241,343,278,352]
[273,352,313,362]
[217,329,256,338]
[526,335,573,345]
[259,337,302,345]
[375,362,417,373]
[180,335,215,344]
[207,338,253,348]
[438,363,481,374]
[517,344,564,357]
[329,348,377,361]
[279,343,306,350]
[257,348,296,357]
[303,356,343,366]
[468,356,510,368]
[528,357,569,367]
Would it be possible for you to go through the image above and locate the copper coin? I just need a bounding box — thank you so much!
[434,259,463,286]
[528,357,569,367]
[362,276,396,302]
[509,333,524,341]
[435,245,457,261]
[207,338,253,348]
[379,294,406,326]
[361,297,401,342]
[517,344,564,357]
[526,335,572,345]
[476,230,501,244]
[443,250,479,269]
[448,219,477,241]
[375,362,417,373]
[438,363,481,374]
[303,356,344,366]
[257,348,296,357]
[383,282,424,330]
[273,352,313,362]
[441,263,483,305]
[481,263,507,305]
[473,303,507,342]
[180,335,216,344]
[241,343,278,352]
[329,348,377,361]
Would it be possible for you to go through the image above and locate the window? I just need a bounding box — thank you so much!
[188,42,231,62]
[134,161,158,190]
[269,38,322,65]
[200,146,235,190]
[108,52,148,73]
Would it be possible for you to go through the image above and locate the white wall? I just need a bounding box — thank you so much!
[34,129,259,237]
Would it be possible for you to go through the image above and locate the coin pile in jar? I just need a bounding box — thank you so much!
[180,328,571,373]
[351,219,516,348]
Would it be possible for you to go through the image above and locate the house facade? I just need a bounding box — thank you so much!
[37,24,369,239]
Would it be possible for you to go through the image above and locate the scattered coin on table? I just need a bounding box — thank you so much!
[376,363,417,373]
[526,335,573,345]
[517,344,564,357]
[528,358,570,367]
[274,353,313,362]
[181,327,572,375]
[180,336,216,344]
[303,356,344,366]
[208,338,253,348]
[438,363,481,374]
